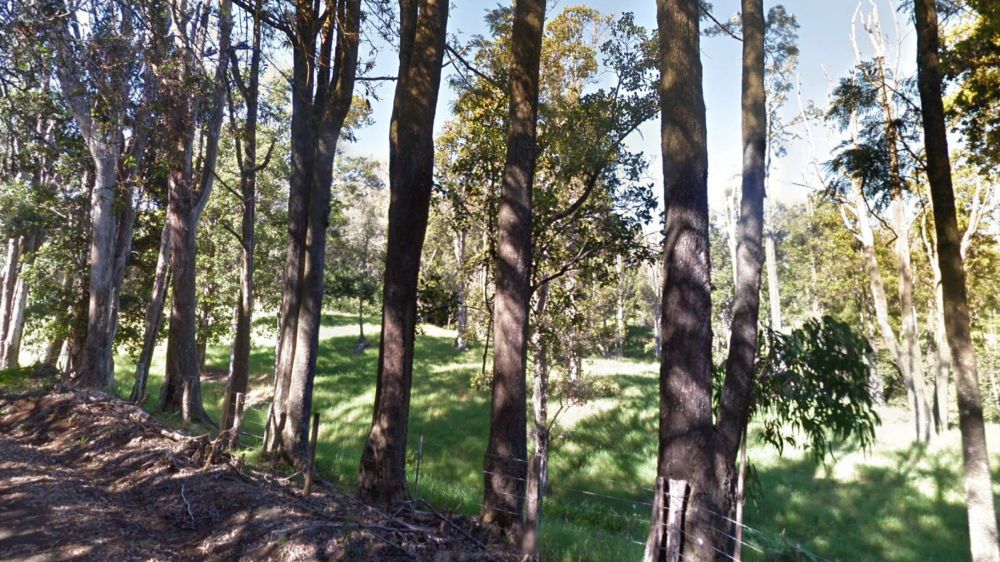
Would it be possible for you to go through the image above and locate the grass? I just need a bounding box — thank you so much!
[102,312,1000,562]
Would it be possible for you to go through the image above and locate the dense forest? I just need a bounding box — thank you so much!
[0,0,998,560]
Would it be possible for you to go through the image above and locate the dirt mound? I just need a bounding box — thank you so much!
[0,386,508,561]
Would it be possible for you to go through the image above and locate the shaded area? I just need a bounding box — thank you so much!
[0,384,511,561]
[110,313,1000,561]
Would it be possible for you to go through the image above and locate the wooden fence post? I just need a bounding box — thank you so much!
[522,454,543,561]
[663,479,687,562]
[645,477,688,562]
[303,412,320,496]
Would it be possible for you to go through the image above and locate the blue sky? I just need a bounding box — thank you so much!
[342,0,917,208]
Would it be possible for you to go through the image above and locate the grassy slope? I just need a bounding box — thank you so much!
[109,312,1000,562]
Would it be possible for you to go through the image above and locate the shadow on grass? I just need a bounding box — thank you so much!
[103,312,1000,562]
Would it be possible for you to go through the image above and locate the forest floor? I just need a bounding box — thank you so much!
[0,378,513,562]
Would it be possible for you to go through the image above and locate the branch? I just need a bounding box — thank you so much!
[445,44,501,90]
[699,3,742,41]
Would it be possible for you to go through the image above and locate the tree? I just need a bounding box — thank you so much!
[356,0,449,505]
[44,0,145,388]
[220,0,270,434]
[913,1,1000,560]
[650,0,718,559]
[480,0,546,533]
[717,0,767,539]
[265,0,362,465]
[149,0,233,423]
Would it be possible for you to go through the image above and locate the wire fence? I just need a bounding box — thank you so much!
[222,415,827,562]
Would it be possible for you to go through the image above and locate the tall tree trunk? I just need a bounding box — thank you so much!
[650,0,718,559]
[529,282,550,487]
[157,0,232,423]
[358,0,449,505]
[914,2,1000,560]
[222,4,262,431]
[0,237,23,360]
[131,220,171,403]
[79,148,121,387]
[159,195,208,422]
[481,0,546,533]
[892,197,932,441]
[764,229,782,331]
[453,229,469,350]
[615,254,627,358]
[267,0,362,465]
[1,233,40,369]
[717,0,767,535]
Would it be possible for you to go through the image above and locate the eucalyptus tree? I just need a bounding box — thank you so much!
[357,0,450,506]
[476,0,546,531]
[264,0,362,466]
[41,0,150,388]
[914,0,1000,559]
[141,0,233,422]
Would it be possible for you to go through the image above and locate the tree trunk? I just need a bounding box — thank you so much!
[530,282,550,478]
[0,233,40,369]
[131,220,172,403]
[453,229,469,350]
[223,0,263,432]
[615,254,627,358]
[267,0,362,465]
[764,230,782,331]
[358,0,449,505]
[0,237,22,348]
[78,148,121,388]
[651,0,719,559]
[893,197,932,441]
[717,0,767,536]
[157,0,232,423]
[914,2,1000,560]
[159,193,208,422]
[481,0,546,534]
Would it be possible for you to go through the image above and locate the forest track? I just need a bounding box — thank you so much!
[0,385,506,562]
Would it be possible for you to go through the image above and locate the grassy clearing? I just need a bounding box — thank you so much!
[108,311,1000,561]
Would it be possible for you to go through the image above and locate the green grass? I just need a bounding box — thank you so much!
[104,314,1000,562]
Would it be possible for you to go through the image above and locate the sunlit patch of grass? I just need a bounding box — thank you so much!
[100,316,1000,561]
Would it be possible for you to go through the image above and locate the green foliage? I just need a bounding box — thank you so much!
[755,316,881,463]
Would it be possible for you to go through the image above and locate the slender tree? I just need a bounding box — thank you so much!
[357,0,450,506]
[154,0,232,422]
[718,0,766,502]
[265,0,362,465]
[220,0,267,434]
[913,1,1000,560]
[480,0,546,534]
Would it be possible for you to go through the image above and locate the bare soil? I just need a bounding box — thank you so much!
[0,385,509,562]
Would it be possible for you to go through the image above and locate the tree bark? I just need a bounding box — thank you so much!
[0,233,40,369]
[481,0,546,534]
[358,0,449,505]
[764,230,782,331]
[157,0,232,423]
[914,2,1000,560]
[717,0,767,528]
[267,0,362,465]
[651,0,719,559]
[222,0,263,432]
[892,196,932,442]
[131,219,172,403]
[78,148,121,387]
